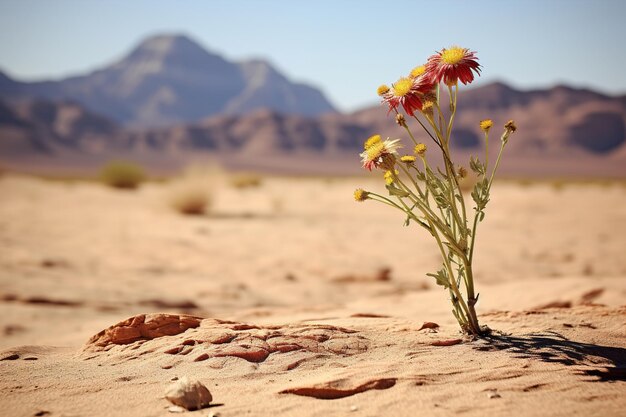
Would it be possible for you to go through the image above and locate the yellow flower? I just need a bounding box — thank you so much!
[414,143,427,156]
[377,84,390,96]
[410,65,426,78]
[392,77,413,97]
[363,134,382,150]
[421,100,434,115]
[480,119,493,132]
[441,46,466,65]
[384,170,399,185]
[400,155,416,164]
[354,188,369,202]
[360,138,401,171]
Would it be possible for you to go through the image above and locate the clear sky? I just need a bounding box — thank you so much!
[0,0,624,112]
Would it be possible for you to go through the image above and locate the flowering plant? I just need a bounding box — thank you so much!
[354,46,517,336]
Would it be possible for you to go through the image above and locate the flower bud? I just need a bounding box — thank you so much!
[501,120,517,144]
[414,143,427,156]
[400,155,416,164]
[354,188,370,202]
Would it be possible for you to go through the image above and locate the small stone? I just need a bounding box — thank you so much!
[418,322,440,331]
[350,405,359,412]
[487,391,501,399]
[165,376,212,411]
[168,405,186,413]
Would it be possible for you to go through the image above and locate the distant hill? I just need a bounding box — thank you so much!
[0,34,336,127]
[1,82,625,177]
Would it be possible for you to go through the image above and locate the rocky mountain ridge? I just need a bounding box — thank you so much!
[0,34,336,127]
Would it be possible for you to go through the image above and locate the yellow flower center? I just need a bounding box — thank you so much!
[365,141,386,160]
[480,119,493,132]
[414,143,427,156]
[441,46,465,65]
[377,84,390,96]
[354,188,369,202]
[364,134,382,150]
[384,170,399,185]
[393,77,413,97]
[410,65,426,78]
[400,155,416,163]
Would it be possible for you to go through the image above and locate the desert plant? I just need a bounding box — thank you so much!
[168,179,212,216]
[166,165,220,215]
[354,46,517,336]
[230,172,263,189]
[100,160,145,189]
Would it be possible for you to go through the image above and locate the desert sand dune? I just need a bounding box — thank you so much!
[0,175,625,416]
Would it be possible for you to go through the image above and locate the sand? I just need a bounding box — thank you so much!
[0,174,625,416]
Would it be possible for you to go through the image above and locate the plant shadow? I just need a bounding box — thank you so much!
[474,331,626,382]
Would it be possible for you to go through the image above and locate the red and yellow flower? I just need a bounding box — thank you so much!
[425,46,480,86]
[360,135,402,171]
[381,75,434,117]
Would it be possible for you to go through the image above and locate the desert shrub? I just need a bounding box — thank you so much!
[230,172,262,189]
[100,160,145,189]
[168,180,212,215]
[166,166,220,216]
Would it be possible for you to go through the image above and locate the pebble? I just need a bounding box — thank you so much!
[165,376,212,411]
[168,405,186,413]
[487,391,501,399]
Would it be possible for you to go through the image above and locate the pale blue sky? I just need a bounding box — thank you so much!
[0,0,624,112]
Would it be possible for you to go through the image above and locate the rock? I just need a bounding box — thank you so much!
[84,313,203,351]
[281,377,396,399]
[431,338,463,346]
[418,322,440,331]
[83,317,368,365]
[487,390,501,399]
[165,376,212,411]
[167,405,186,413]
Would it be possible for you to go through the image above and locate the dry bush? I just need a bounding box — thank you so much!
[166,166,221,216]
[230,172,262,189]
[100,160,145,190]
[168,182,212,215]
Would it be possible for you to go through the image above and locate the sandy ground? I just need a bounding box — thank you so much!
[0,174,625,417]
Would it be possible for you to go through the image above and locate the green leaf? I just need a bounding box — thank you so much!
[469,156,486,176]
[386,184,409,197]
[426,268,450,289]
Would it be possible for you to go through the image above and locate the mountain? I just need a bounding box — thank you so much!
[0,34,336,127]
[1,82,625,177]
[0,99,119,156]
